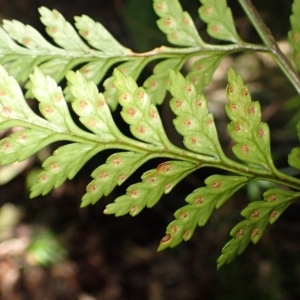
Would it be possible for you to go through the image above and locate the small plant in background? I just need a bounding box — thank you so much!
[0,0,299,268]
[0,204,66,267]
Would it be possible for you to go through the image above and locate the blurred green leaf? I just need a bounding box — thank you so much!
[0,204,21,238]
[27,229,67,267]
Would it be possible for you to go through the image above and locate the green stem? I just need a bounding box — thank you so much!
[12,112,300,190]
[220,155,300,190]
[238,0,300,95]
[130,43,268,57]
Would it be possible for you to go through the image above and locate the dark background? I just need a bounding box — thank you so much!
[0,0,299,299]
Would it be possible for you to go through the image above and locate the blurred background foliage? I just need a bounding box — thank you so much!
[0,0,300,299]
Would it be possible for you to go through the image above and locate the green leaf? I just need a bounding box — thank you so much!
[0,27,29,55]
[168,70,224,158]
[63,57,121,103]
[103,58,149,110]
[30,67,76,131]
[0,3,298,270]
[67,70,121,141]
[27,229,67,267]
[158,175,248,250]
[186,54,224,93]
[0,65,52,130]
[81,152,151,207]
[113,69,170,147]
[189,175,249,212]
[0,7,162,106]
[144,57,185,105]
[0,20,65,84]
[0,7,136,97]
[39,7,90,53]
[0,6,159,102]
[154,0,205,47]
[199,0,242,43]
[78,58,118,86]
[288,147,300,170]
[6,56,38,84]
[217,223,252,267]
[288,123,300,170]
[0,66,94,169]
[35,57,71,82]
[289,0,300,71]
[30,143,102,197]
[2,19,64,52]
[0,129,59,165]
[104,161,196,216]
[217,188,300,268]
[0,12,79,89]
[226,69,274,171]
[74,15,130,55]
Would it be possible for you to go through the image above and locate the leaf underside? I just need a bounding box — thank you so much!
[0,0,298,270]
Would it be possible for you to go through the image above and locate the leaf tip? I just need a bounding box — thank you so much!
[157,233,172,252]
[65,70,76,81]
[113,68,123,78]
[103,204,114,215]
[227,68,237,81]
[38,6,48,13]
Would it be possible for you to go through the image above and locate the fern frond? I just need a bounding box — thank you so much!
[168,69,224,158]
[1,57,299,268]
[0,0,299,270]
[226,69,275,172]
[104,161,197,216]
[81,152,151,207]
[0,7,132,100]
[0,1,265,111]
[30,143,102,197]
[158,175,249,250]
[217,189,300,268]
